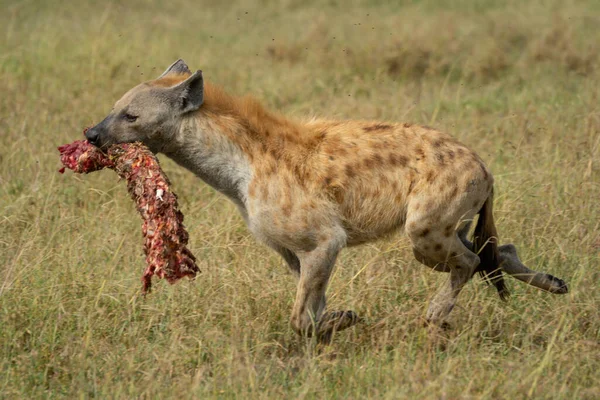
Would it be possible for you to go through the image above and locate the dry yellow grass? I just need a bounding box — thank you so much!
[1,0,599,398]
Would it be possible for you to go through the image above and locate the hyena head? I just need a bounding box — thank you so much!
[85,59,204,153]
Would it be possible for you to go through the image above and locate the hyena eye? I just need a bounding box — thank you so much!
[123,113,138,123]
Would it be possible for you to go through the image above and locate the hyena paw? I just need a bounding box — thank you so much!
[425,300,455,328]
[546,274,569,294]
[316,310,362,343]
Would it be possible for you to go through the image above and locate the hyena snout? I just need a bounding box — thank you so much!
[85,116,112,148]
[85,126,100,146]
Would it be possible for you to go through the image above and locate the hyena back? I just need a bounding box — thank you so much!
[85,60,568,341]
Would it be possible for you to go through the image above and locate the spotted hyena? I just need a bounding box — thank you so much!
[85,60,568,341]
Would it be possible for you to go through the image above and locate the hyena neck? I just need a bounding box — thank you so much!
[165,114,253,208]
[165,83,315,207]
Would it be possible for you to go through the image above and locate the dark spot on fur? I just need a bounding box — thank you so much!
[293,164,304,180]
[419,228,430,237]
[329,156,334,161]
[449,186,458,198]
[432,139,444,148]
[282,202,292,217]
[372,153,384,166]
[403,122,412,128]
[332,187,344,203]
[415,146,426,160]
[345,164,356,178]
[389,153,408,167]
[447,150,455,160]
[434,243,443,251]
[450,251,458,257]
[407,178,416,195]
[269,148,279,160]
[444,224,453,237]
[426,170,436,183]
[364,124,393,132]
[435,152,445,165]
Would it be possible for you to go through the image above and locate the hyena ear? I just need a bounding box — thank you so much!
[171,70,204,113]
[159,59,192,78]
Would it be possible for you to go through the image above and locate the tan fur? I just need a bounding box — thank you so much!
[88,61,568,341]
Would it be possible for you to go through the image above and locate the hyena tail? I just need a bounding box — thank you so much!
[473,189,510,300]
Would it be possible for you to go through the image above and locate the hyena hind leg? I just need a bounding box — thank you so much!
[459,234,568,294]
[412,221,474,274]
[425,242,480,325]
[498,244,568,294]
[412,248,451,272]
[408,225,480,325]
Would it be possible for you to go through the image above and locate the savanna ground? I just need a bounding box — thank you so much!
[1,0,599,398]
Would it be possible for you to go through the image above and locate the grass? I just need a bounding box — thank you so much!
[1,0,599,398]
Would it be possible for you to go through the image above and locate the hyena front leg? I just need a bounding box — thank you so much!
[290,229,359,342]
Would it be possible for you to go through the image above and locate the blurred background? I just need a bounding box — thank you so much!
[1,0,599,398]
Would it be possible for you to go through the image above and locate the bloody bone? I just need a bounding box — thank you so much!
[58,138,200,293]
